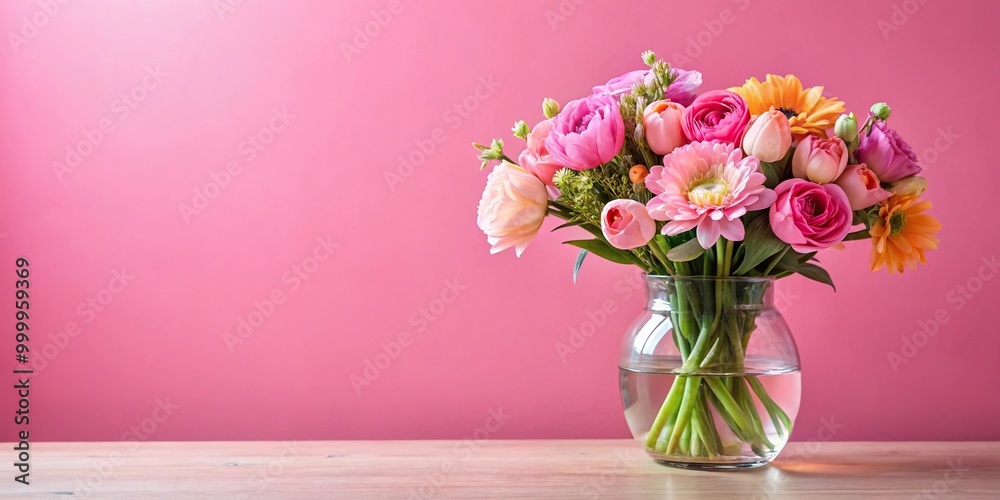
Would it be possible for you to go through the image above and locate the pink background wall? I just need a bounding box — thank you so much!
[2,0,999,443]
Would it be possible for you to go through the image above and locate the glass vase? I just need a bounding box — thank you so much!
[619,275,801,469]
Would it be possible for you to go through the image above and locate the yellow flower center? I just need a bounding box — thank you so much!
[688,178,730,206]
[889,210,907,236]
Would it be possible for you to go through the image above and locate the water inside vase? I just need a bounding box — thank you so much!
[620,360,801,468]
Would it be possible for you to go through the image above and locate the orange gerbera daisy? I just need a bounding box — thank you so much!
[729,74,845,138]
[869,195,941,274]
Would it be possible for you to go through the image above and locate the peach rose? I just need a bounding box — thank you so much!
[477,161,548,257]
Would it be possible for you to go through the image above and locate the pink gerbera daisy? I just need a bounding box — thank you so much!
[645,141,776,249]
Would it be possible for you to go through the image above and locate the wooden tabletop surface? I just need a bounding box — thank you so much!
[3,440,998,498]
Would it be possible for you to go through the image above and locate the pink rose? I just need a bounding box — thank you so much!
[833,163,891,210]
[791,136,848,184]
[642,100,686,155]
[601,199,656,250]
[477,161,548,257]
[769,179,853,253]
[517,119,562,186]
[681,90,750,145]
[742,109,791,162]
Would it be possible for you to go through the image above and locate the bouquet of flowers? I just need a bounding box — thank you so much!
[475,50,940,462]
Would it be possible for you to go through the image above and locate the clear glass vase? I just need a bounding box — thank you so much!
[619,275,801,469]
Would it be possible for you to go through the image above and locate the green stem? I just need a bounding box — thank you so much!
[665,376,701,454]
[645,376,685,449]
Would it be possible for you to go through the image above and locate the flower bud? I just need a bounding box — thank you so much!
[641,50,657,66]
[835,113,858,143]
[870,102,891,121]
[512,120,530,140]
[542,98,560,119]
[629,164,649,184]
[889,175,927,197]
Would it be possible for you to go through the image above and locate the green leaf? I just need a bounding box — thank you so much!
[666,238,705,262]
[734,215,787,275]
[563,239,634,265]
[758,161,784,189]
[795,263,836,291]
[775,254,836,291]
[551,221,603,239]
[573,249,588,284]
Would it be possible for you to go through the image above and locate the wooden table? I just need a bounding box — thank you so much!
[4,440,999,498]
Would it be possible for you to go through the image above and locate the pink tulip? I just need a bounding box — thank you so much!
[833,163,891,210]
[791,136,848,184]
[517,119,562,186]
[601,199,656,250]
[742,109,791,162]
[769,179,853,253]
[642,100,686,155]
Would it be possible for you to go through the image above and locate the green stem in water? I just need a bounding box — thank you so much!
[664,376,701,454]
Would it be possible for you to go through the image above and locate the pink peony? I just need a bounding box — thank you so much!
[545,94,625,171]
[517,119,562,187]
[477,161,548,257]
[833,163,891,210]
[601,199,656,250]
[645,141,776,249]
[791,136,849,184]
[682,90,751,145]
[642,100,686,155]
[856,121,921,183]
[769,179,853,253]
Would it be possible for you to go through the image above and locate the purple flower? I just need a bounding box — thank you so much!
[545,94,625,170]
[592,68,702,107]
[592,70,649,96]
[665,68,702,107]
[856,121,921,183]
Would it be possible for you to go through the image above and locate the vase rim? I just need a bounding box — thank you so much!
[642,274,775,283]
